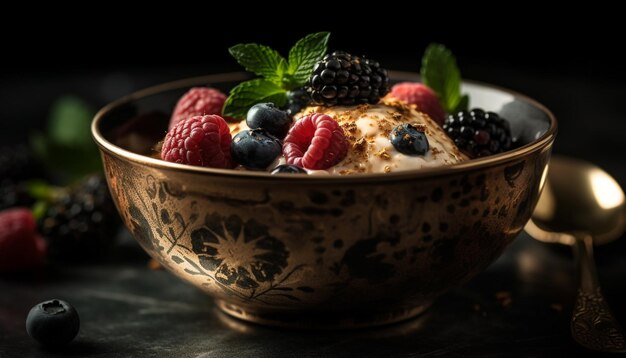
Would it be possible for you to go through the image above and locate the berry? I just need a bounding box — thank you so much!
[161,115,235,169]
[271,164,307,174]
[0,208,46,272]
[246,103,292,139]
[285,88,311,116]
[169,87,235,130]
[283,113,348,170]
[26,299,80,347]
[40,175,120,261]
[443,108,513,158]
[230,129,282,170]
[389,83,446,125]
[389,124,429,155]
[306,51,389,106]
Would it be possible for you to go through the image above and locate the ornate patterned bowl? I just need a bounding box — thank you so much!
[92,72,556,328]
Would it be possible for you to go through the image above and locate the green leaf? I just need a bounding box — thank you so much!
[25,180,56,201]
[30,133,102,183]
[48,96,95,148]
[223,79,288,119]
[31,200,48,221]
[228,43,287,84]
[421,43,469,113]
[288,32,330,86]
[30,96,102,183]
[453,94,469,113]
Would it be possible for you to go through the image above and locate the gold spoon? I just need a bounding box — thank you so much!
[525,155,626,352]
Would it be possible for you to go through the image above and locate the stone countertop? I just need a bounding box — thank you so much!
[2,232,625,357]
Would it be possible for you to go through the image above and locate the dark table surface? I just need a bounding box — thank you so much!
[1,65,626,357]
[2,232,626,358]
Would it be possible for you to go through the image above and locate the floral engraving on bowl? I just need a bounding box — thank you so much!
[191,213,288,289]
[144,175,198,254]
[180,212,314,304]
[120,172,315,304]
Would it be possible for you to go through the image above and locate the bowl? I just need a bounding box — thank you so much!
[91,71,557,328]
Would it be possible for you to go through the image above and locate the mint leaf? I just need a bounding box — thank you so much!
[48,96,95,148]
[453,94,469,113]
[421,43,468,113]
[31,96,102,183]
[223,79,287,119]
[229,43,287,84]
[288,32,330,86]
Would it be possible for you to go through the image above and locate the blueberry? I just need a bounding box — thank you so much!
[389,124,429,155]
[246,103,291,139]
[271,164,307,174]
[231,129,282,170]
[26,299,80,347]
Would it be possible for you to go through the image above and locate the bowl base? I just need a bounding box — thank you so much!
[215,300,432,329]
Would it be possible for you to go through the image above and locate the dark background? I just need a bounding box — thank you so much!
[2,12,624,182]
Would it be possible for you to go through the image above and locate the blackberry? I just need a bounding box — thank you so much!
[285,88,311,116]
[40,175,120,261]
[443,108,513,158]
[306,51,389,106]
[0,145,43,210]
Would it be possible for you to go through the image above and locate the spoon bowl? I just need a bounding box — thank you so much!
[526,155,626,352]
[528,156,626,245]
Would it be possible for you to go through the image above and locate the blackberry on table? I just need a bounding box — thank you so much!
[306,51,389,106]
[40,175,120,261]
[443,108,513,158]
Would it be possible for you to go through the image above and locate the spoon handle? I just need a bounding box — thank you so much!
[571,233,626,352]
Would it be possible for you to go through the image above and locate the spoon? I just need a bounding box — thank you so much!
[525,155,626,352]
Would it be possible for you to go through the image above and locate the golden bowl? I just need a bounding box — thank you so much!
[91,72,556,328]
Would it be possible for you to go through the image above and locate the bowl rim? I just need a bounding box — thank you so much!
[91,71,557,183]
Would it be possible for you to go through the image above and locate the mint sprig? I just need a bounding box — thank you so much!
[224,32,330,119]
[228,44,287,85]
[288,32,330,85]
[420,43,469,113]
[223,79,288,119]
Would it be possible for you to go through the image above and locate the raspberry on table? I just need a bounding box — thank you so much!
[161,115,235,169]
[169,87,235,130]
[0,208,46,272]
[389,82,446,125]
[283,113,348,170]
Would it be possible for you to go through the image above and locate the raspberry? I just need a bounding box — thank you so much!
[169,87,235,130]
[161,115,235,169]
[389,83,446,126]
[0,208,46,272]
[283,114,348,170]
